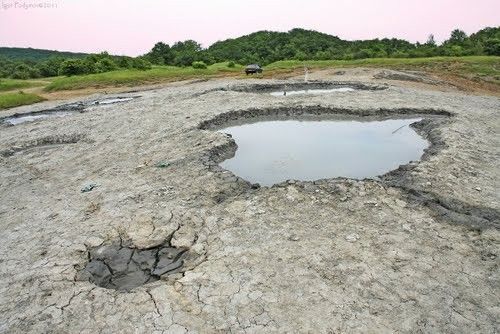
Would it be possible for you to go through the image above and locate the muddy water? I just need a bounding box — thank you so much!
[219,118,428,186]
[4,111,73,125]
[270,87,355,96]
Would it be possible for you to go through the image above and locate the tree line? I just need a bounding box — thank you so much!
[0,27,498,79]
[145,27,500,66]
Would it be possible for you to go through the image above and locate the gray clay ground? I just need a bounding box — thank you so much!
[0,68,499,333]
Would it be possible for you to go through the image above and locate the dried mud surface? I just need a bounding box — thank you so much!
[0,71,499,333]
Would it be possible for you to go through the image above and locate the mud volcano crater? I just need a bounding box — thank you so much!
[78,241,188,291]
[200,106,452,187]
[200,81,387,97]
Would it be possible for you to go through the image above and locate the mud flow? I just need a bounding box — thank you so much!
[218,118,428,186]
[79,242,188,291]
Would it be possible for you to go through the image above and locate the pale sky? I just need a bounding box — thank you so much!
[1,0,499,56]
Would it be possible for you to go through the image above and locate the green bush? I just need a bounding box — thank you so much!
[58,59,94,76]
[192,61,207,69]
[95,58,118,73]
[227,61,235,68]
[131,58,152,70]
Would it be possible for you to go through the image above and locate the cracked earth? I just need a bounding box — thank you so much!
[0,68,499,333]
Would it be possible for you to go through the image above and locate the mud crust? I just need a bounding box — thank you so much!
[0,134,86,157]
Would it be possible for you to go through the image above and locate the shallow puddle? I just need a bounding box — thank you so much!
[270,87,355,96]
[218,118,428,186]
[3,111,73,125]
[92,97,135,105]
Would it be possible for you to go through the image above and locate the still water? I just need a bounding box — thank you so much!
[270,87,355,96]
[219,118,428,186]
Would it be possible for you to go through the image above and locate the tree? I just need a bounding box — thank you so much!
[447,29,468,45]
[426,34,436,46]
[146,42,174,65]
[484,39,500,56]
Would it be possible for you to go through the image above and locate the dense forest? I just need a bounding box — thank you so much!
[0,26,498,79]
[0,47,89,61]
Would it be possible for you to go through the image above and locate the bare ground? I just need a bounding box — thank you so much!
[0,69,499,333]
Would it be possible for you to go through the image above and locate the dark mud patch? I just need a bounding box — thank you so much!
[0,134,85,157]
[78,241,189,291]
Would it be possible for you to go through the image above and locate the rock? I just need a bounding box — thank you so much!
[345,233,360,242]
[81,183,98,193]
[155,161,171,168]
[84,236,105,248]
[288,234,300,242]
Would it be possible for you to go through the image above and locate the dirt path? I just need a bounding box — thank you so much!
[0,70,498,333]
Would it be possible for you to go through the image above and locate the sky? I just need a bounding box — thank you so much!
[1,0,499,56]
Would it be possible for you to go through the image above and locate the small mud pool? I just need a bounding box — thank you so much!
[79,242,188,291]
[218,118,428,186]
[3,111,73,125]
[270,87,355,96]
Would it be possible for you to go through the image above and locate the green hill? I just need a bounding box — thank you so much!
[0,47,89,61]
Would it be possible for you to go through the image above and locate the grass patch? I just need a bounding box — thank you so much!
[45,63,243,92]
[0,78,45,92]
[0,92,46,109]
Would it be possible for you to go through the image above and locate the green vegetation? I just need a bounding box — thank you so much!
[0,47,88,61]
[44,64,242,91]
[2,26,498,82]
[145,27,500,66]
[0,92,46,109]
[0,52,151,79]
[192,61,208,69]
[0,78,44,92]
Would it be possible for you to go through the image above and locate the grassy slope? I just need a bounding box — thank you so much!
[0,92,46,109]
[0,78,45,92]
[44,63,244,91]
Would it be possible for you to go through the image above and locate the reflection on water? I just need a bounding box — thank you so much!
[4,111,73,125]
[218,118,428,186]
[270,87,356,96]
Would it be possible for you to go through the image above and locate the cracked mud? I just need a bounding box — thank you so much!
[0,70,499,333]
[80,241,188,291]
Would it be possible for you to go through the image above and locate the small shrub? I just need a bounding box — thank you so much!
[192,61,207,69]
[227,61,235,68]
[131,58,152,71]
